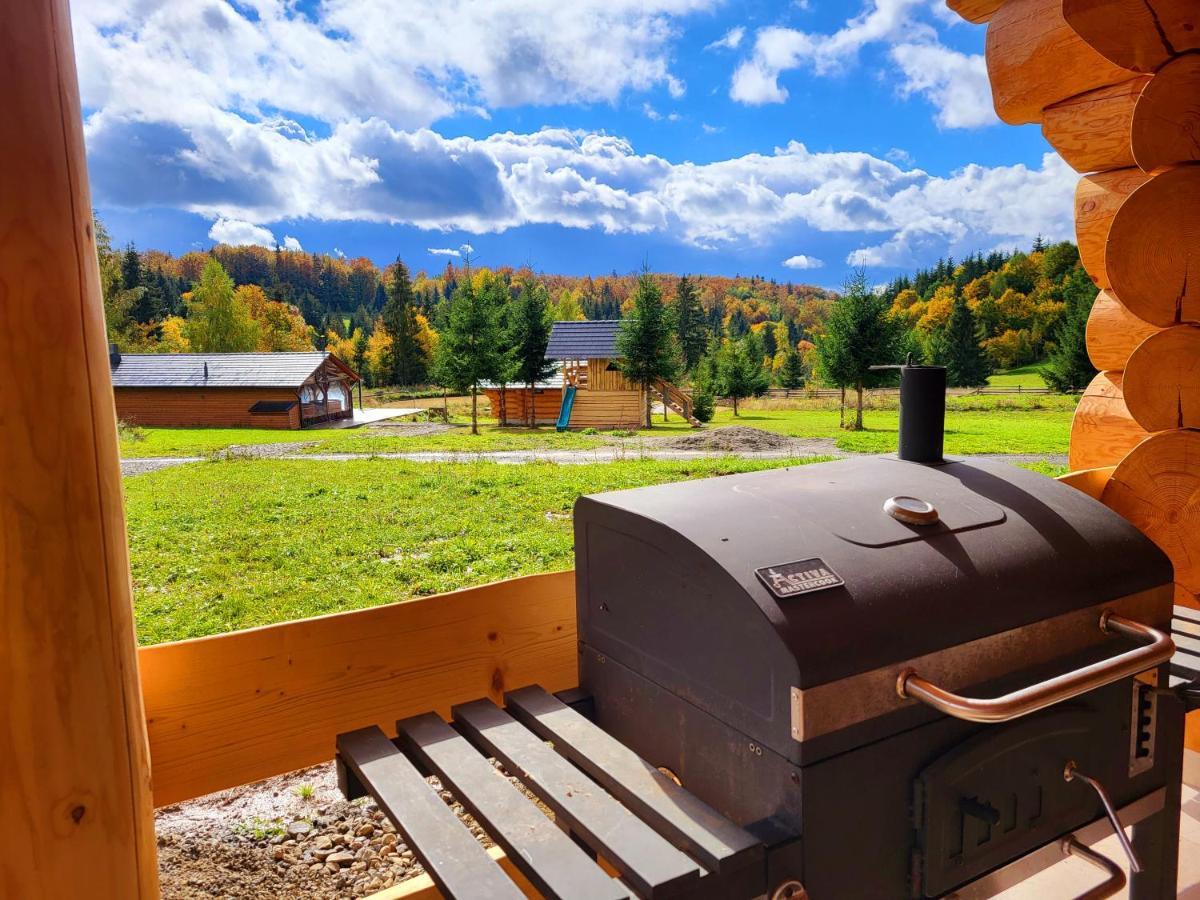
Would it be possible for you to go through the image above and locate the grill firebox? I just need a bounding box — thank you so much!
[574,456,1184,897]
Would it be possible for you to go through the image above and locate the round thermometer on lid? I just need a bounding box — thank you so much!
[884,495,939,526]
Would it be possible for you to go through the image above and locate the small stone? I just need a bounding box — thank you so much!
[314,847,336,861]
[314,835,333,851]
[381,833,397,846]
[356,823,375,837]
[286,820,312,839]
[327,851,356,867]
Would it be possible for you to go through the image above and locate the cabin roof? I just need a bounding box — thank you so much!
[109,352,359,388]
[545,320,622,360]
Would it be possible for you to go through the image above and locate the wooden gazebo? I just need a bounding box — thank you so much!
[2,1,1197,898]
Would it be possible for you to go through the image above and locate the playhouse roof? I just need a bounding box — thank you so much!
[545,320,622,360]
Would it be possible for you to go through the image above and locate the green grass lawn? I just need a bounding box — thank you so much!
[119,393,1077,459]
[124,457,833,644]
[987,363,1048,388]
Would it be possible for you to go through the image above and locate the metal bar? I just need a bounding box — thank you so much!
[944,788,1164,899]
[1063,762,1141,872]
[1061,838,1127,900]
[898,613,1175,724]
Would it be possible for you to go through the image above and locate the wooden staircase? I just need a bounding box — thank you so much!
[655,380,702,428]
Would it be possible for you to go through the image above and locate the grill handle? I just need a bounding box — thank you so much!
[897,612,1174,723]
[1061,838,1127,900]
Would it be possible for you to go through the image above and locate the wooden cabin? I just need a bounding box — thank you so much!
[110,349,361,429]
[483,321,698,429]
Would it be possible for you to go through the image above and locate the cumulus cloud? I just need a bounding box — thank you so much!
[429,247,462,256]
[282,235,303,251]
[208,217,278,248]
[889,43,995,129]
[783,254,824,269]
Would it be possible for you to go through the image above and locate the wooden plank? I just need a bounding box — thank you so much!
[367,845,538,900]
[505,686,763,878]
[337,726,525,900]
[115,387,301,428]
[396,712,628,900]
[1176,606,1200,626]
[1056,465,1116,501]
[139,570,577,806]
[0,1,159,896]
[452,699,702,898]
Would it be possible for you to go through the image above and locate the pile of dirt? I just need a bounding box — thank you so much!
[363,421,453,437]
[658,425,798,453]
[155,761,501,899]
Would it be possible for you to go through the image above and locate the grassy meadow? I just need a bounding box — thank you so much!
[124,456,832,644]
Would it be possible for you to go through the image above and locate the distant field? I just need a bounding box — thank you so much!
[987,364,1048,388]
[120,393,1076,459]
[124,457,831,644]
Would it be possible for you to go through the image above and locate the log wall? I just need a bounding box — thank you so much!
[115,387,302,428]
[569,389,646,428]
[950,0,1200,612]
[482,387,563,425]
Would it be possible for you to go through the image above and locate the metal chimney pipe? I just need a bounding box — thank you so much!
[898,363,946,464]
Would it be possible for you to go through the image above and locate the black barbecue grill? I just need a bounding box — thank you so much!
[337,365,1198,899]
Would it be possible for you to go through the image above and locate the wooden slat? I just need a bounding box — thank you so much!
[338,726,525,900]
[1173,632,1200,658]
[139,570,577,806]
[1176,606,1200,626]
[368,845,538,899]
[452,699,702,899]
[396,712,628,900]
[506,686,762,878]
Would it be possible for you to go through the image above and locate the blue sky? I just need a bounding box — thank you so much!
[74,0,1076,289]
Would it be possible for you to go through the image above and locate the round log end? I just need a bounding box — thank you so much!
[1123,325,1200,432]
[1063,0,1196,72]
[1131,54,1200,173]
[1102,428,1200,596]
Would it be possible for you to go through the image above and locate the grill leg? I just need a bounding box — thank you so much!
[1129,694,1184,900]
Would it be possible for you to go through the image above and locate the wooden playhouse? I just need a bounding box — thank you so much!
[483,320,698,429]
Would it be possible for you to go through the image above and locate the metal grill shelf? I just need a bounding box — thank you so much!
[336,686,765,900]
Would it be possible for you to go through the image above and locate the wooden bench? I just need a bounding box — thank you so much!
[336,686,766,899]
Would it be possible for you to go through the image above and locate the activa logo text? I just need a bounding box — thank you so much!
[755,557,845,599]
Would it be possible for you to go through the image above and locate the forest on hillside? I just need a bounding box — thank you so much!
[97,213,1097,400]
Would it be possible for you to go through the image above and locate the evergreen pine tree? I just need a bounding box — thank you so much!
[616,272,680,428]
[432,278,505,434]
[814,272,901,430]
[670,275,708,372]
[779,345,806,390]
[508,279,555,427]
[381,258,426,387]
[1043,267,1099,392]
[933,296,992,387]
[120,244,142,293]
[716,332,770,416]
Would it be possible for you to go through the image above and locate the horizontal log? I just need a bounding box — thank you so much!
[1042,77,1149,173]
[1063,0,1199,73]
[1123,326,1200,431]
[1103,429,1200,598]
[139,570,578,807]
[1068,371,1151,470]
[1106,165,1200,326]
[1085,290,1162,371]
[986,0,1139,125]
[947,0,1006,23]
[1075,168,1152,287]
[1131,53,1200,173]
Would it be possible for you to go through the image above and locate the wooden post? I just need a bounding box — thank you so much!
[0,1,159,897]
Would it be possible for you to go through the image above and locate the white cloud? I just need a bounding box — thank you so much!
[72,0,710,130]
[885,147,914,166]
[429,247,463,257]
[701,123,724,134]
[705,26,745,51]
[783,254,824,269]
[643,102,663,121]
[889,43,995,129]
[207,217,277,248]
[727,1,991,130]
[282,235,303,251]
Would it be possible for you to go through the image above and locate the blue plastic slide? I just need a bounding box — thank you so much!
[556,385,576,432]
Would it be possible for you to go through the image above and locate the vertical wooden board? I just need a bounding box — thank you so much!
[1102,429,1200,599]
[985,0,1139,125]
[1074,168,1152,287]
[0,1,158,897]
[1123,326,1200,432]
[1132,54,1200,173]
[138,570,578,807]
[1042,77,1148,173]
[1106,165,1200,326]
[947,0,1006,23]
[1063,0,1199,73]
[1085,290,1162,371]
[1067,371,1151,470]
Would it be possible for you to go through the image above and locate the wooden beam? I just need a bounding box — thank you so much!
[1123,326,1200,432]
[1068,371,1152,470]
[946,0,1006,24]
[0,1,158,897]
[1063,0,1199,73]
[139,570,578,807]
[1074,168,1152,288]
[1041,77,1149,174]
[1131,54,1200,173]
[1085,290,1162,372]
[1056,465,1117,500]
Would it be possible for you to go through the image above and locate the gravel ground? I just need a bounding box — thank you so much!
[656,425,804,453]
[156,760,514,899]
